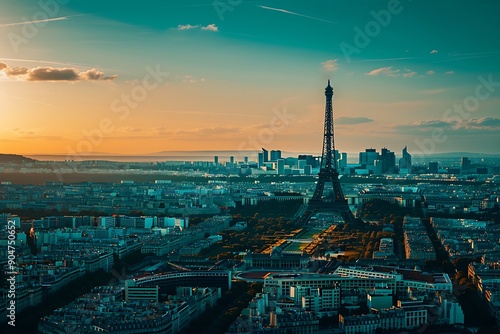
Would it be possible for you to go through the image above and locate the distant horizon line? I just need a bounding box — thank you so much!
[10,150,500,158]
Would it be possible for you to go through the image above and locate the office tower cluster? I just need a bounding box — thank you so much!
[213,147,487,177]
[356,147,409,175]
[250,146,415,176]
[257,148,316,175]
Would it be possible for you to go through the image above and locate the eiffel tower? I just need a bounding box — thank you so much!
[306,80,355,224]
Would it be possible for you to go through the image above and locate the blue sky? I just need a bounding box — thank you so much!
[1,0,499,157]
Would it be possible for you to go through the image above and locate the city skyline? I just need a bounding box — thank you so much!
[1,0,500,157]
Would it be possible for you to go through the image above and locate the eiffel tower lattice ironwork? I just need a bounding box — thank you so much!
[307,80,355,224]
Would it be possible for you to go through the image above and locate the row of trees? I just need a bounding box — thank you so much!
[201,199,303,259]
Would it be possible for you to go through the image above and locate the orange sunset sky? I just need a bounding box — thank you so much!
[1,0,499,158]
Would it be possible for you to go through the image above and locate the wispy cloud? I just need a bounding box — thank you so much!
[0,14,85,28]
[445,71,454,75]
[121,127,142,133]
[450,51,500,57]
[0,57,118,72]
[321,59,338,72]
[13,128,35,135]
[354,57,422,63]
[153,126,168,136]
[11,128,64,141]
[365,67,400,77]
[176,24,200,30]
[1,93,58,107]
[426,70,435,75]
[431,52,500,64]
[403,71,417,78]
[259,5,339,25]
[366,67,427,78]
[150,126,241,139]
[402,71,417,78]
[0,62,117,81]
[394,117,500,134]
[394,120,454,133]
[335,117,373,125]
[152,109,266,118]
[201,24,218,32]
[433,56,491,64]
[181,75,205,83]
[175,126,240,137]
[175,24,218,32]
[465,117,500,129]
[430,50,438,54]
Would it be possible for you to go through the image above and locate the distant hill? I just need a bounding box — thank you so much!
[0,154,37,164]
[412,152,500,158]
[149,150,258,156]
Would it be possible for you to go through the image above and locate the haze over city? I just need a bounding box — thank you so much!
[1,0,499,158]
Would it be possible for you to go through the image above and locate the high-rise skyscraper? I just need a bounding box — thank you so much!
[270,150,282,161]
[262,148,269,162]
[277,159,285,175]
[298,159,307,169]
[380,148,395,174]
[359,148,379,166]
[338,152,348,170]
[258,152,264,167]
[428,161,438,174]
[398,146,412,170]
[460,157,472,173]
[303,165,312,175]
[298,155,319,168]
